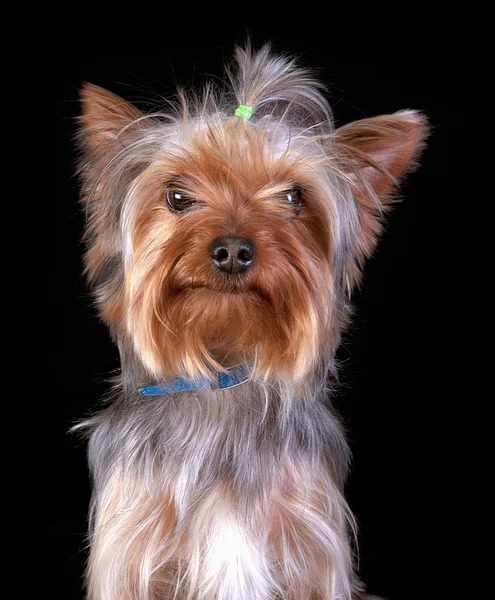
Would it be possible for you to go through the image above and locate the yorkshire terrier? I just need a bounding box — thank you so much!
[75,43,428,599]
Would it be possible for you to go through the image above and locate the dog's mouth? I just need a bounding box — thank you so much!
[192,283,257,295]
[169,282,275,323]
[175,276,262,297]
[188,285,273,311]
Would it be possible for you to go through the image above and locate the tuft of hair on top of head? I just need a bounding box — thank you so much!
[224,42,334,132]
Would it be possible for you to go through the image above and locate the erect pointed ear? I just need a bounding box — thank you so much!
[335,110,429,271]
[335,110,429,203]
[79,83,143,155]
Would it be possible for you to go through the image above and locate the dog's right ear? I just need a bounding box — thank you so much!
[79,83,143,156]
[77,85,145,309]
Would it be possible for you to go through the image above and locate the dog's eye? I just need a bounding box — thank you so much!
[283,188,303,215]
[166,184,197,213]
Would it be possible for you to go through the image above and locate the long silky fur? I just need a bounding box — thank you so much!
[78,376,357,600]
[75,42,428,599]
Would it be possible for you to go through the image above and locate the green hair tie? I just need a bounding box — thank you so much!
[234,105,253,120]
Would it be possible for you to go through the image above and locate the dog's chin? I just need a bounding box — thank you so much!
[158,284,282,372]
[173,284,273,335]
[132,275,320,382]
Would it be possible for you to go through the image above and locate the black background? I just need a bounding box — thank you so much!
[36,21,463,600]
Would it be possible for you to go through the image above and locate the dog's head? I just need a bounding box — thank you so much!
[78,44,428,383]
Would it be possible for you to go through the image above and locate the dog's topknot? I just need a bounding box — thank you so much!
[169,43,333,135]
[226,43,334,132]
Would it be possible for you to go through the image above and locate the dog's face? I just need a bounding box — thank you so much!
[78,74,427,384]
[124,124,337,382]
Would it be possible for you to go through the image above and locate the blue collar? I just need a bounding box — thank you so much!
[138,364,249,396]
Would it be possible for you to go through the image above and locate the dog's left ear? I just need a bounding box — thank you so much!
[335,110,429,266]
[335,110,429,202]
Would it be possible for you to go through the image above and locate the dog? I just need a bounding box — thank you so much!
[74,43,428,599]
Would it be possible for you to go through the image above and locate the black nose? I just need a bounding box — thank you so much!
[210,236,256,274]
